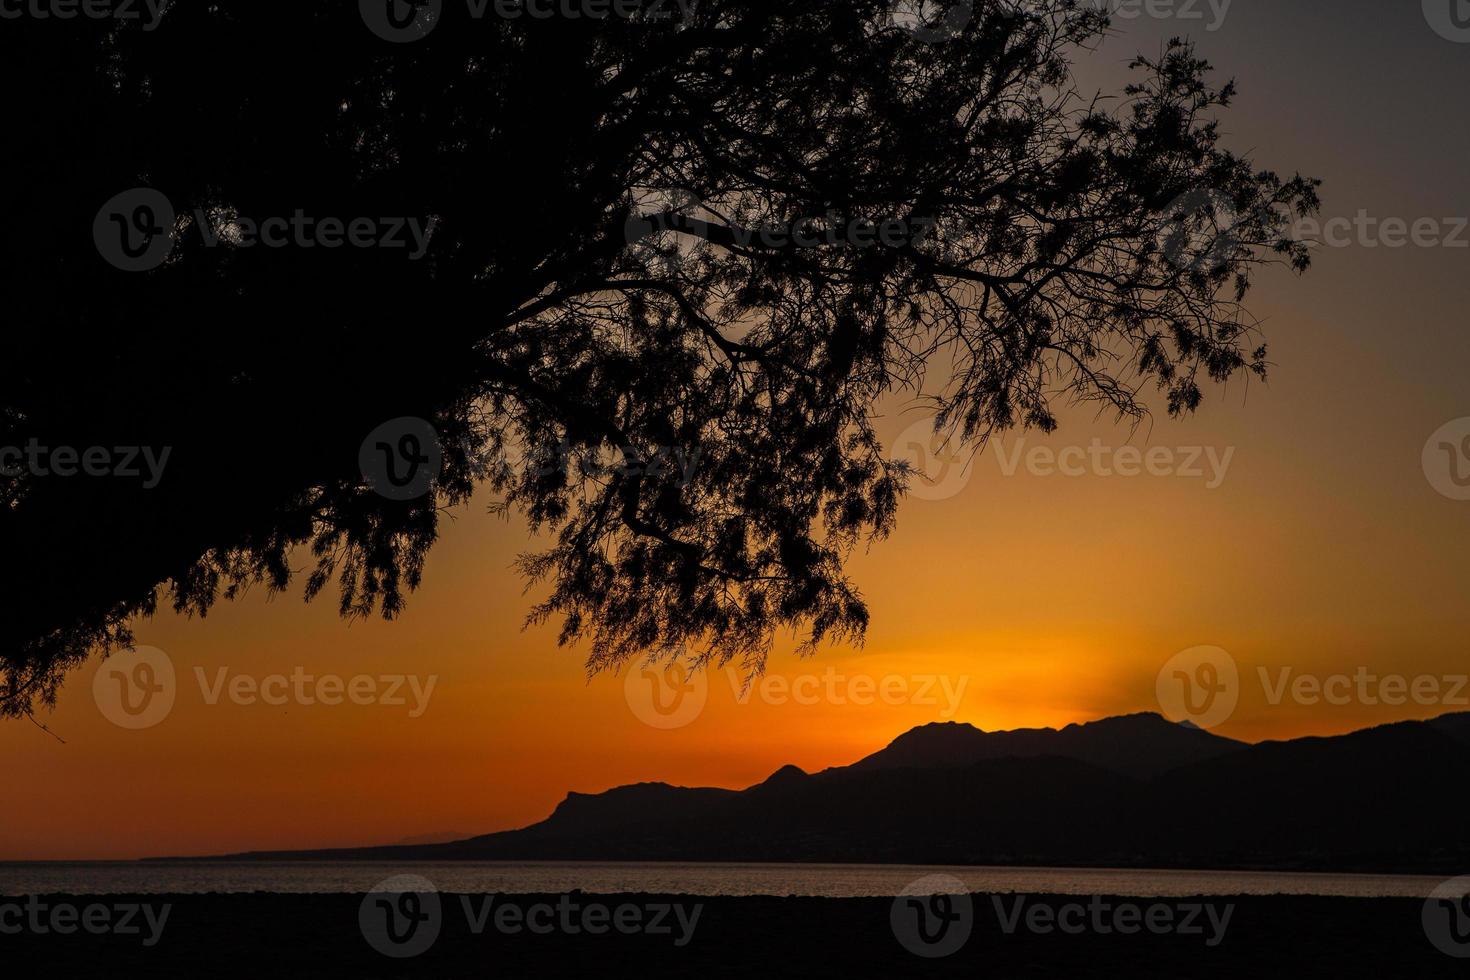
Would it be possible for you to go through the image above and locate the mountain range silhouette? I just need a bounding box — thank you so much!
[180,712,1470,873]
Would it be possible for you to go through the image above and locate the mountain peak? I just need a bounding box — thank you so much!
[893,720,986,737]
[848,709,1243,780]
[1059,711,1168,732]
[756,764,809,789]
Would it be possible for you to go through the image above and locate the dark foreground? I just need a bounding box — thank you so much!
[2,892,1462,978]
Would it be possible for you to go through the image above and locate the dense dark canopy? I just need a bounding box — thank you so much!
[0,0,1317,716]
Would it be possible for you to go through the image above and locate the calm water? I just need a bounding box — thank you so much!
[0,861,1450,898]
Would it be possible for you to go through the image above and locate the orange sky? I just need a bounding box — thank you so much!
[5,6,1470,861]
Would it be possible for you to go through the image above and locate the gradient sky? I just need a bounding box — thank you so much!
[6,1,1470,860]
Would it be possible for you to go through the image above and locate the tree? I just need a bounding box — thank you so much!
[0,0,1318,717]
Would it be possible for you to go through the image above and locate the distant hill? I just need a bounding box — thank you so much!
[390,831,470,847]
[841,712,1245,779]
[175,711,1470,874]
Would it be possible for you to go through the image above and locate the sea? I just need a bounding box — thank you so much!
[0,861,1453,897]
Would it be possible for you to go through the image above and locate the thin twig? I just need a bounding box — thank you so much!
[24,709,65,744]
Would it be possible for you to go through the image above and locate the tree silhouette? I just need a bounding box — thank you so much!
[0,1,1317,717]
